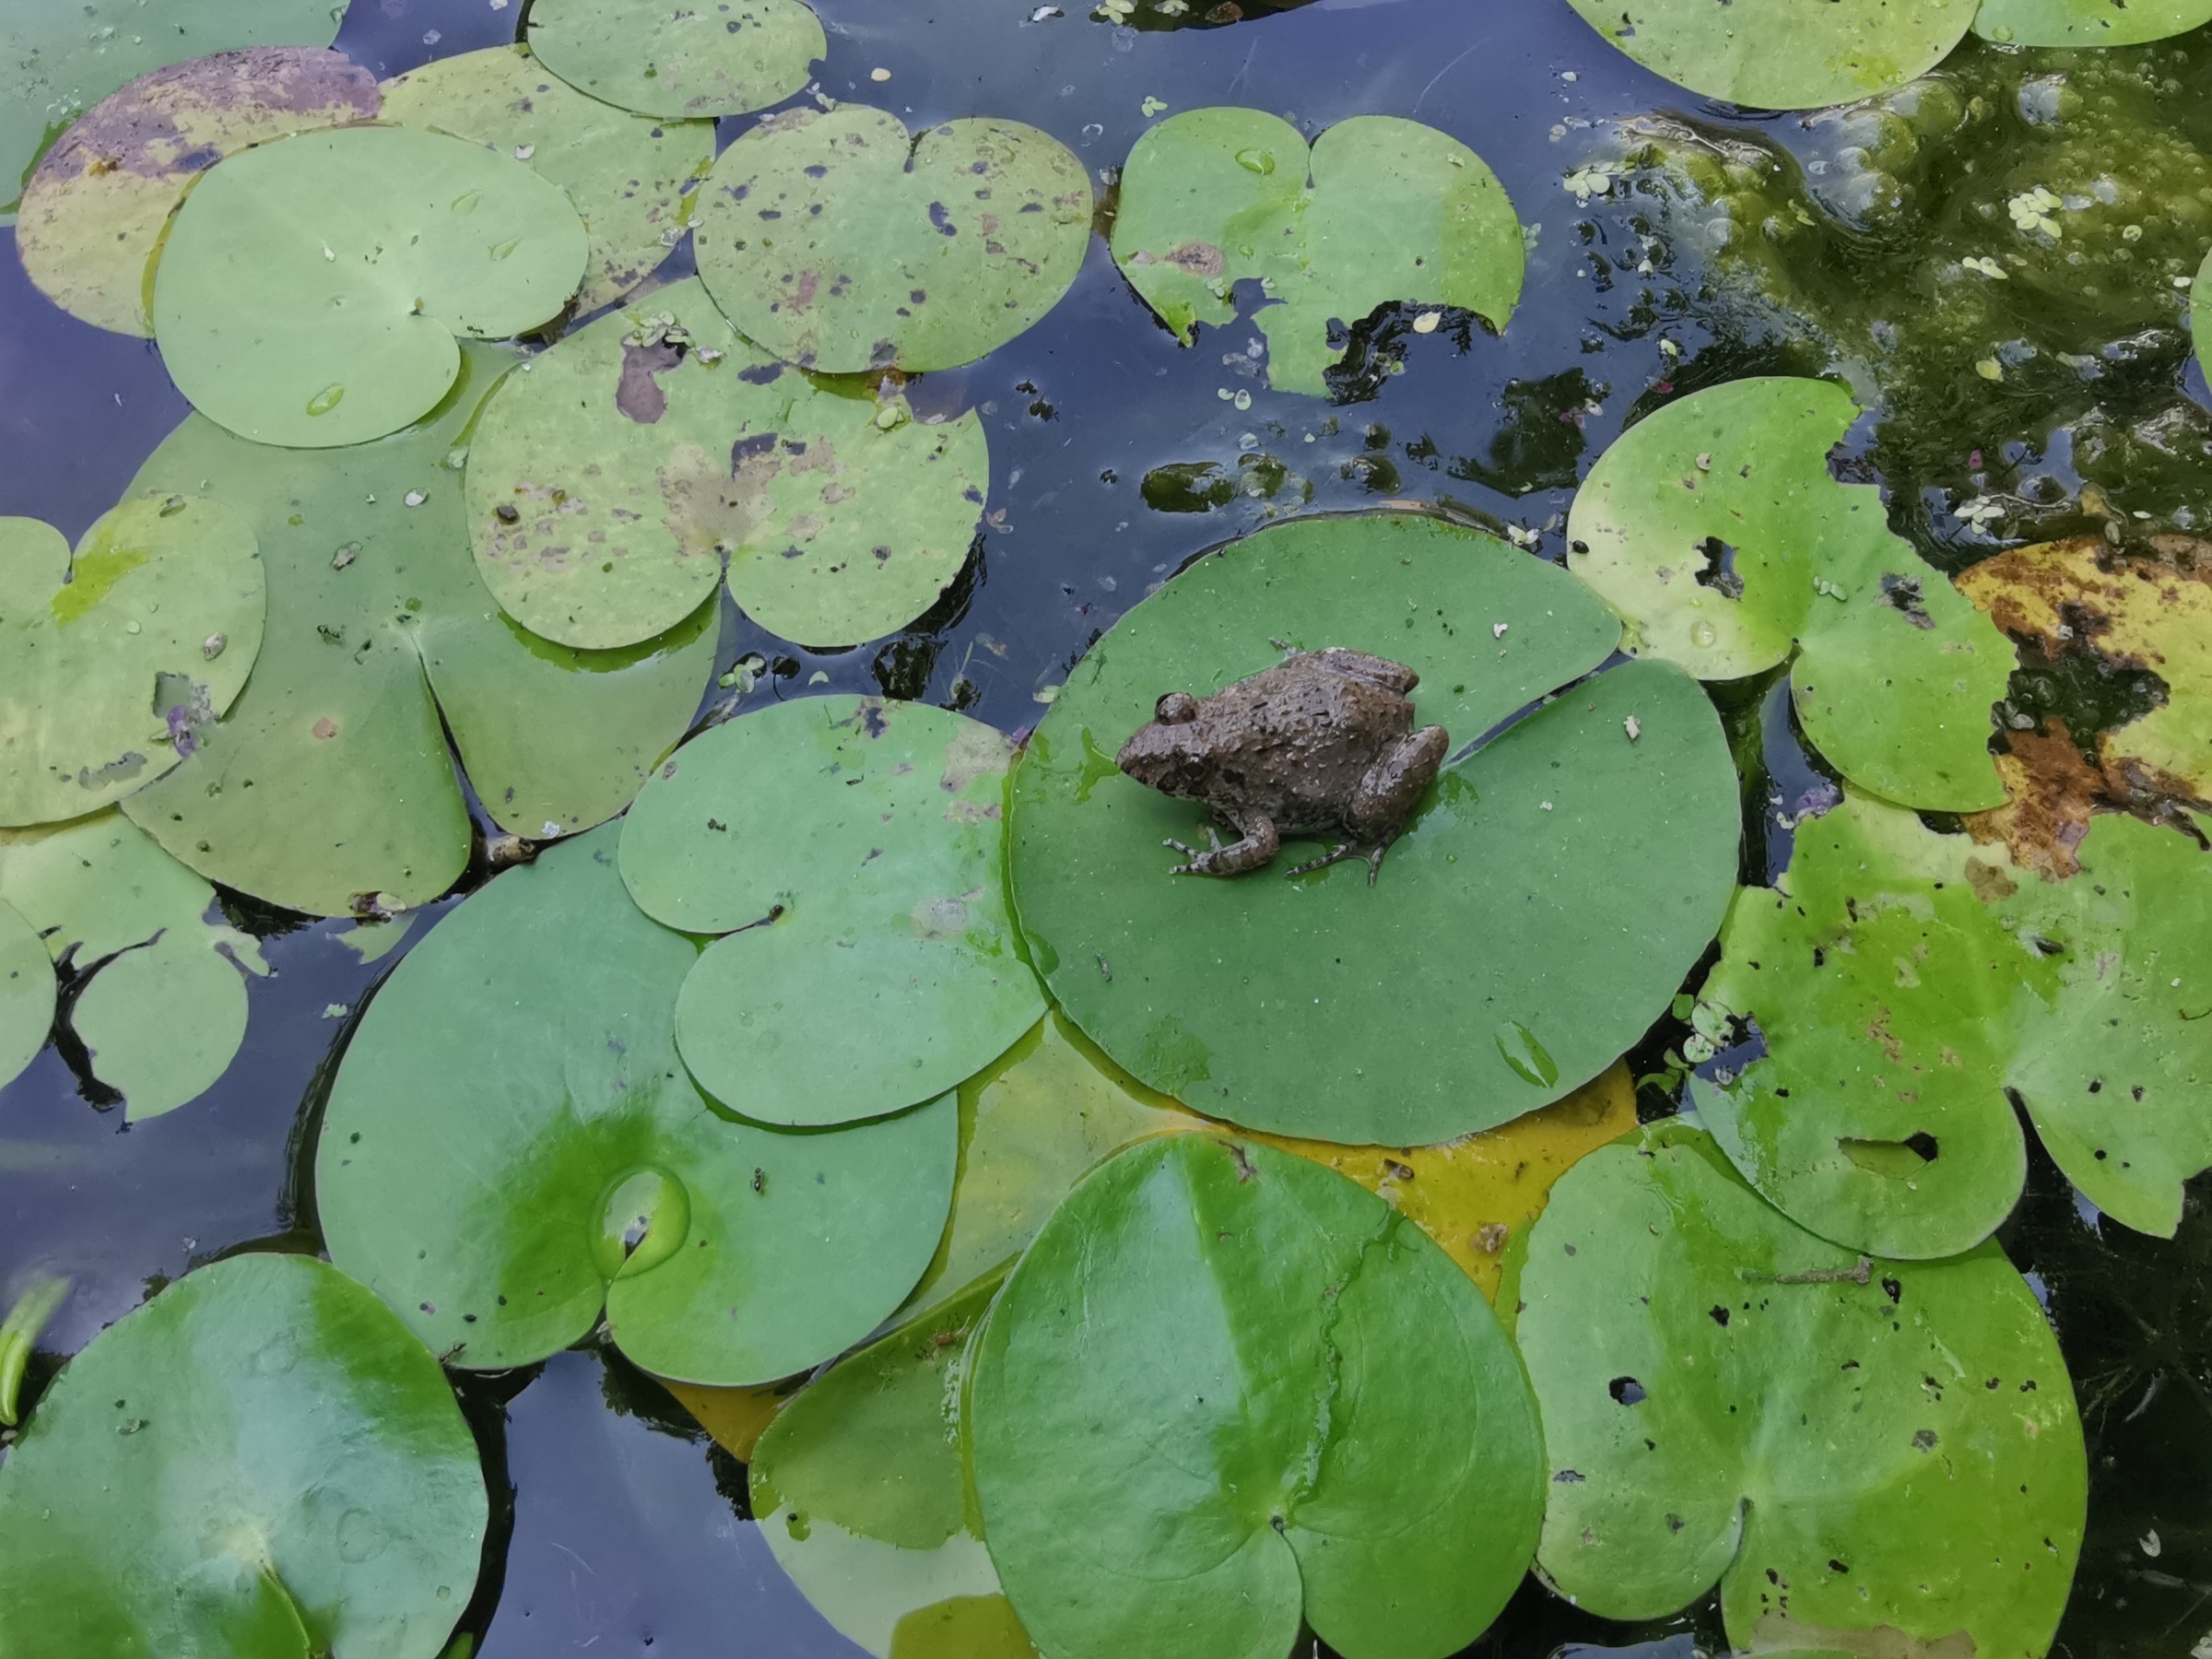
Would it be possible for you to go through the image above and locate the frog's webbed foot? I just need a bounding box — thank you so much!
[1284,842,1357,879]
[1165,817,1279,877]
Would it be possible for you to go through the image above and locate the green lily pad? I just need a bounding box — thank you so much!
[465,277,988,651]
[0,1252,487,1659]
[151,124,588,448]
[751,1272,1036,1659]
[971,1134,1545,1659]
[2195,247,2211,383]
[379,45,716,317]
[1560,0,1979,110]
[694,105,1090,375]
[1693,790,2212,1255]
[1007,512,1739,1145]
[1971,0,2212,44]
[1507,1121,2085,1657]
[0,898,53,1093]
[1,498,264,828]
[318,823,960,1385]
[1,0,343,217]
[123,342,717,917]
[524,0,825,120]
[1568,377,2011,811]
[1110,109,1523,397]
[619,695,1043,1127]
[0,810,270,1120]
[16,48,381,336]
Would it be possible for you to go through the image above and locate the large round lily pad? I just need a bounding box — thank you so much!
[525,0,825,120]
[620,695,1043,1126]
[124,342,717,917]
[0,897,52,1094]
[465,278,988,651]
[1972,0,2212,44]
[1694,789,2212,1254]
[151,124,587,448]
[1509,1121,2084,1657]
[1569,377,2011,810]
[379,45,716,317]
[1,498,263,828]
[0,1252,487,1659]
[318,823,959,1386]
[1559,0,1979,110]
[971,1134,1545,1659]
[16,48,380,335]
[1,0,342,218]
[695,105,1091,375]
[1007,512,1739,1145]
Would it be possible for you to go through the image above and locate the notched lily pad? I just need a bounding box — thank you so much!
[0,1253,487,1659]
[619,695,1043,1127]
[1,499,264,828]
[1568,376,2011,810]
[17,47,380,335]
[695,104,1091,375]
[1111,109,1523,396]
[151,124,588,447]
[1009,512,1739,1145]
[971,1134,1546,1659]
[380,45,716,316]
[465,278,988,650]
[124,342,717,918]
[525,0,825,120]
[1511,1121,2084,1658]
[318,824,959,1386]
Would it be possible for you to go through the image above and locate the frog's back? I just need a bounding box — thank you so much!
[1197,657,1413,830]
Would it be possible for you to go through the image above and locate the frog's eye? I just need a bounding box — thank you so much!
[1154,691,1199,724]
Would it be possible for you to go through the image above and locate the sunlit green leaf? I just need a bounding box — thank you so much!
[0,1253,487,1659]
[151,125,587,448]
[0,897,49,1094]
[1972,0,2212,45]
[525,0,825,120]
[620,695,1043,1127]
[1112,109,1522,396]
[1568,377,2011,809]
[1009,512,1738,1144]
[1509,1120,2084,1657]
[318,824,959,1385]
[971,1134,1544,1659]
[694,105,1091,375]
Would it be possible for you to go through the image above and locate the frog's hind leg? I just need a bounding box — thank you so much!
[1164,814,1280,877]
[1284,841,1359,878]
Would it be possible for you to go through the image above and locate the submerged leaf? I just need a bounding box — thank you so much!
[151,125,587,447]
[1511,1122,2084,1658]
[1569,377,2011,810]
[971,1135,1545,1659]
[524,0,825,120]
[318,824,959,1385]
[694,106,1091,375]
[0,1253,486,1659]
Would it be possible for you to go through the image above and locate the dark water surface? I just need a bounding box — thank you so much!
[3,0,2206,1653]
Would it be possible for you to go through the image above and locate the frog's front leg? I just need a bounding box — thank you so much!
[1164,813,1280,877]
[1347,725,1451,882]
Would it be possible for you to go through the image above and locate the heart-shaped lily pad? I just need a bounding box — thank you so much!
[1508,1121,2084,1658]
[151,124,588,448]
[0,810,269,1120]
[465,278,989,652]
[1694,789,2212,1255]
[1568,377,2011,810]
[1560,0,1979,110]
[694,105,1091,375]
[971,1134,1545,1659]
[123,342,717,918]
[379,45,716,317]
[0,898,53,1094]
[1008,512,1739,1145]
[525,0,825,119]
[0,1252,487,1659]
[1,498,264,828]
[1,0,343,217]
[16,48,381,335]
[1111,110,1523,396]
[318,823,959,1385]
[751,1271,1034,1659]
[1972,0,2212,44]
[619,694,1043,1126]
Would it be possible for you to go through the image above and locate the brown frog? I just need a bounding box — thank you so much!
[1115,645,1449,884]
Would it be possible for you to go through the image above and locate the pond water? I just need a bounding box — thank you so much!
[2,0,2208,1653]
